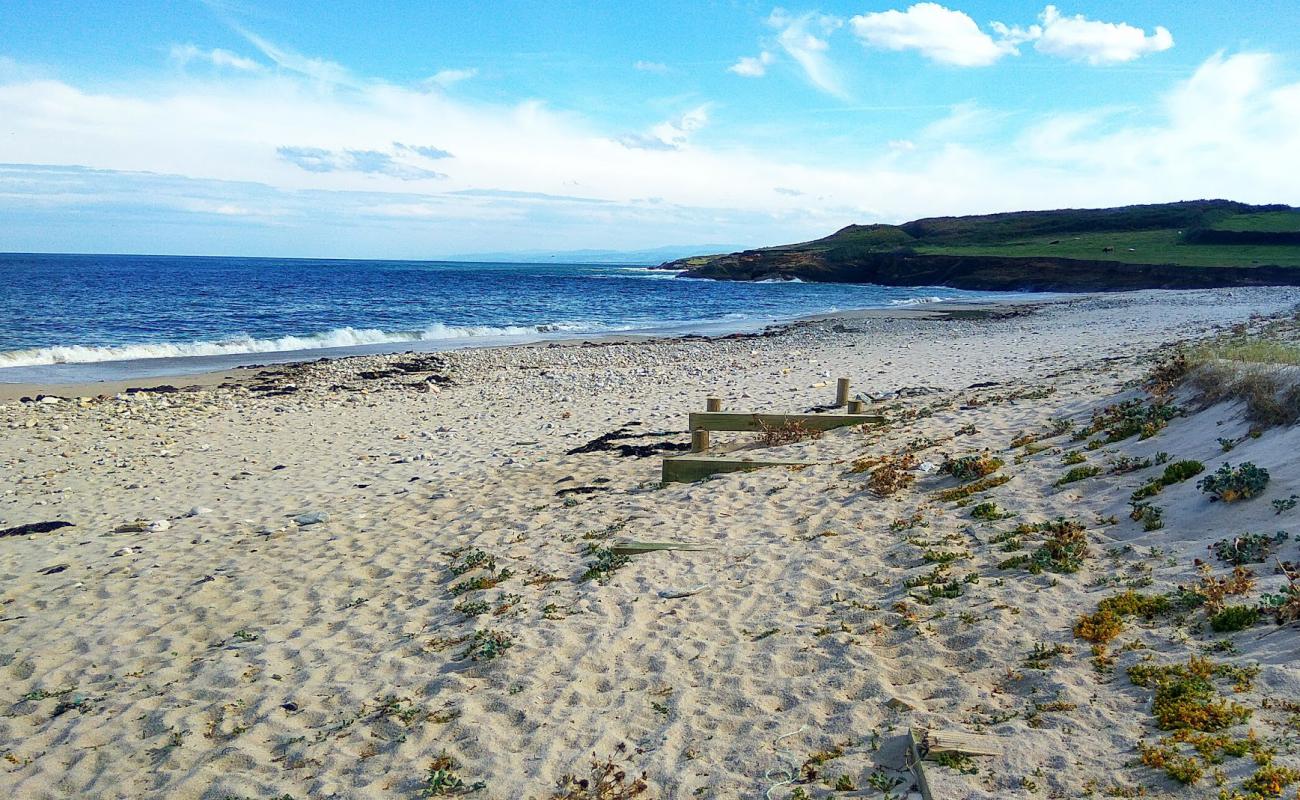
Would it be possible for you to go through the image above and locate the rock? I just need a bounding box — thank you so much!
[112,547,134,557]
[147,520,171,532]
[294,511,329,527]
[186,506,213,517]
[114,520,149,533]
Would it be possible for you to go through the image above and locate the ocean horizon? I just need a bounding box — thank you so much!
[0,251,1020,384]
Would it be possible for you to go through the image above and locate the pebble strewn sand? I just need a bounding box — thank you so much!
[3,288,1300,799]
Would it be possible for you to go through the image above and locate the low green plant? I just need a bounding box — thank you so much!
[1128,657,1252,732]
[932,751,978,774]
[1063,451,1087,465]
[1209,605,1261,632]
[1273,495,1299,515]
[1130,502,1165,531]
[1056,465,1102,486]
[970,501,1011,521]
[941,452,1004,483]
[1198,462,1270,503]
[1209,531,1289,565]
[935,473,1010,502]
[459,629,514,661]
[580,544,630,583]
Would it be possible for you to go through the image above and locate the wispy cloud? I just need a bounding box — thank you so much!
[394,142,453,160]
[236,27,353,84]
[633,60,670,74]
[424,68,477,89]
[169,44,262,71]
[768,9,847,98]
[276,146,446,180]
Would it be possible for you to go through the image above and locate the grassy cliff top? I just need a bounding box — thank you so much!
[758,200,1300,269]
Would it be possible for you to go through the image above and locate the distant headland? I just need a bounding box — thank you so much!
[657,200,1300,291]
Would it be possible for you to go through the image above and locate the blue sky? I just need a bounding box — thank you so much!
[1,1,1298,258]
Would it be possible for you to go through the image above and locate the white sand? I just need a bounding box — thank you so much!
[3,288,1300,799]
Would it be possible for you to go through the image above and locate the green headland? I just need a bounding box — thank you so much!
[660,200,1300,291]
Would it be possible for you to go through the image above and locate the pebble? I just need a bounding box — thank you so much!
[294,511,330,527]
[187,506,213,517]
[147,520,171,532]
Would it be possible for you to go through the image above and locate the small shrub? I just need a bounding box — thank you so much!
[1056,465,1102,486]
[1260,564,1300,624]
[942,452,1004,483]
[868,453,918,496]
[1198,462,1270,503]
[757,419,822,447]
[1209,605,1260,632]
[970,501,1010,521]
[1063,451,1087,465]
[1209,531,1289,565]
[1185,565,1256,614]
[1273,495,1299,515]
[1130,502,1165,531]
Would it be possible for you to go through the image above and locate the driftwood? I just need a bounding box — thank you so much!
[610,540,713,556]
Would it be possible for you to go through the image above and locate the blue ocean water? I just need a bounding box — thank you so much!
[0,253,1014,383]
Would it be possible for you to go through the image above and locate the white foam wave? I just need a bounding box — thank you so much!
[0,322,581,368]
[887,295,953,306]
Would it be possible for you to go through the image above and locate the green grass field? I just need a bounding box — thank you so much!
[1211,211,1300,233]
[916,229,1300,268]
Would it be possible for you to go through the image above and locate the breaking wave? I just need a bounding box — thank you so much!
[0,322,594,368]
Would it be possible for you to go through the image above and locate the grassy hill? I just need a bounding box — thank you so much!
[660,200,1300,291]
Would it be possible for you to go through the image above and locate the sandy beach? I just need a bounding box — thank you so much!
[5,287,1300,799]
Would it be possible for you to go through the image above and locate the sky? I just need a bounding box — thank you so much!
[1,0,1298,258]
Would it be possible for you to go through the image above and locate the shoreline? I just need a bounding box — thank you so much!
[0,295,1061,401]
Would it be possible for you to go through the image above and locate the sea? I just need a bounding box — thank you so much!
[0,252,1022,384]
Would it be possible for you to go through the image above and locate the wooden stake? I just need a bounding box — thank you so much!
[706,397,722,412]
[847,399,865,414]
[690,428,710,453]
[835,377,851,407]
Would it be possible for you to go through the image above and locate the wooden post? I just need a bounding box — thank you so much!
[706,397,722,412]
[835,377,851,407]
[847,399,865,414]
[690,428,710,453]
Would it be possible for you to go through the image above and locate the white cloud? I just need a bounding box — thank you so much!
[633,60,670,74]
[170,44,262,71]
[850,3,1010,67]
[1033,5,1173,65]
[921,101,1007,140]
[620,105,711,151]
[425,68,478,89]
[237,27,353,84]
[728,52,775,77]
[768,9,847,98]
[848,4,1172,68]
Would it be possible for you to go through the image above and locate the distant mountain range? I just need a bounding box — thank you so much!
[657,200,1300,291]
[448,244,746,265]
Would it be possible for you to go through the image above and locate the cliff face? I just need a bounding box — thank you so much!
[658,250,1300,291]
